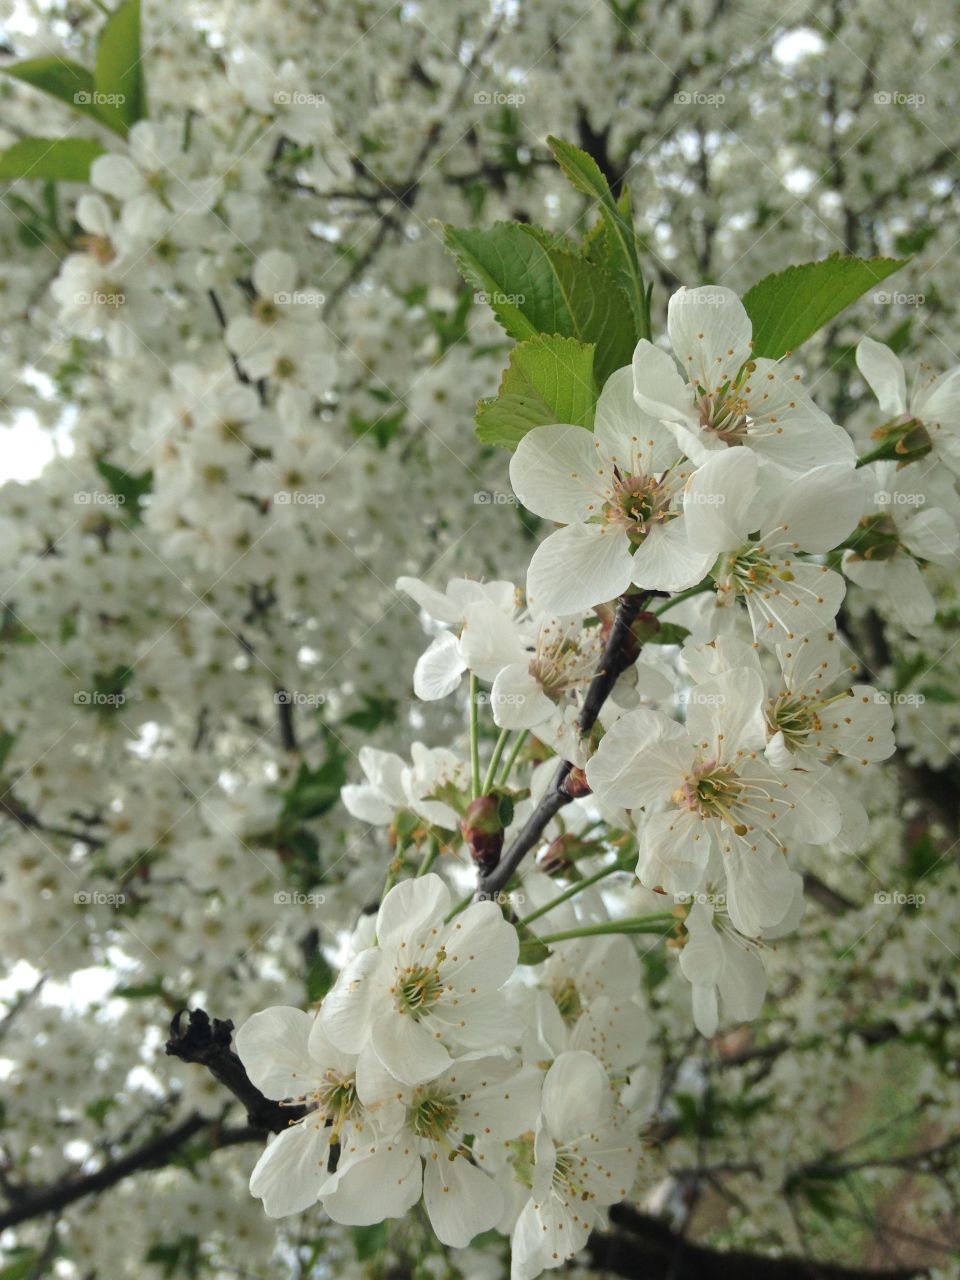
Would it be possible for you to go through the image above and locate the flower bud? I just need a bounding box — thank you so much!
[460,795,504,875]
[869,414,933,465]
[560,766,591,799]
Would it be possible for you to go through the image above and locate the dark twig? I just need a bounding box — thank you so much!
[589,1204,928,1279]
[165,1008,306,1131]
[476,592,651,899]
[0,1113,257,1232]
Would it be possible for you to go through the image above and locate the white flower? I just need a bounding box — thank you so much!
[767,631,896,769]
[632,286,855,472]
[677,901,768,1037]
[510,1052,640,1280]
[91,121,217,238]
[340,745,407,825]
[398,575,609,739]
[695,464,863,645]
[490,613,604,731]
[320,875,520,1085]
[509,366,725,614]
[513,876,650,1078]
[235,1006,369,1217]
[843,460,960,634]
[50,251,160,356]
[341,744,468,830]
[857,335,960,470]
[396,576,522,700]
[225,255,336,391]
[398,575,518,627]
[585,667,816,932]
[324,1054,541,1247]
[403,743,471,829]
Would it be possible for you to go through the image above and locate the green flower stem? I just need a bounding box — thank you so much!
[497,729,528,786]
[469,674,481,800]
[416,835,440,878]
[518,860,628,926]
[482,728,511,795]
[444,890,475,924]
[653,581,714,616]
[536,914,676,944]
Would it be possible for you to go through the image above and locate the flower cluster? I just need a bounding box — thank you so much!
[2,2,960,1275]
[229,283,960,1275]
[238,875,642,1277]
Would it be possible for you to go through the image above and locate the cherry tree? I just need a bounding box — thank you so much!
[0,2,958,1278]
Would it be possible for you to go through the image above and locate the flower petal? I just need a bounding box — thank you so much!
[235,1006,316,1099]
[509,424,601,522]
[526,523,634,615]
[423,1155,504,1247]
[667,286,752,392]
[632,339,696,425]
[249,1119,331,1217]
[856,336,907,416]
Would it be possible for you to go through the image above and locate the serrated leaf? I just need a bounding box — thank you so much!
[0,137,106,183]
[441,222,571,338]
[547,135,650,337]
[94,0,146,134]
[475,335,597,450]
[441,221,635,383]
[742,253,909,359]
[546,135,612,202]
[516,223,582,256]
[3,57,102,123]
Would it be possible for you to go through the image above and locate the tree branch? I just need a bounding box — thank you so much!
[0,1114,258,1232]
[476,591,652,899]
[165,1008,306,1131]
[588,1204,928,1279]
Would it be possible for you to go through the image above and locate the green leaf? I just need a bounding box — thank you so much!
[352,1223,388,1261]
[742,253,909,359]
[342,694,399,732]
[441,221,636,383]
[305,948,335,1003]
[144,1235,202,1278]
[282,756,347,823]
[0,1254,42,1280]
[114,978,174,1000]
[94,0,146,135]
[85,1095,118,1124]
[93,663,134,704]
[95,458,153,520]
[3,57,101,122]
[475,335,597,450]
[348,407,405,450]
[546,135,612,202]
[547,135,650,338]
[0,137,106,183]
